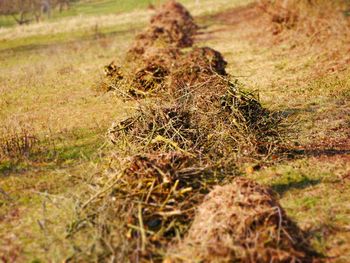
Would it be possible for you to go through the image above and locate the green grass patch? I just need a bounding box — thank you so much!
[0,0,163,28]
[0,21,142,52]
[0,15,15,27]
[53,0,163,19]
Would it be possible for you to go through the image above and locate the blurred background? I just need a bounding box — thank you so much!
[0,0,169,27]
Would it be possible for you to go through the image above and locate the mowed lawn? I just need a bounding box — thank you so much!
[0,0,349,261]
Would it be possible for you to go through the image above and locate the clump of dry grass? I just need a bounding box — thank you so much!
[167,177,319,262]
[103,47,179,97]
[104,46,228,98]
[108,103,199,153]
[0,124,39,160]
[70,151,233,261]
[100,0,199,97]
[108,151,227,260]
[168,46,227,90]
[128,0,198,56]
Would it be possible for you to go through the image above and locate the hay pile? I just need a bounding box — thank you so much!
[111,151,227,260]
[167,178,317,262]
[128,0,198,56]
[75,150,232,261]
[108,86,282,162]
[72,1,319,262]
[108,103,200,152]
[108,59,284,161]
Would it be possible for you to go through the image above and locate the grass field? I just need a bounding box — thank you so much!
[0,0,349,261]
[0,0,160,28]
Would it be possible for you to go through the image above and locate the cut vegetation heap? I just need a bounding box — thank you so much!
[168,178,318,262]
[71,1,321,261]
[129,0,198,55]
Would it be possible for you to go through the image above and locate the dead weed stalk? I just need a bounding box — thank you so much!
[0,124,39,161]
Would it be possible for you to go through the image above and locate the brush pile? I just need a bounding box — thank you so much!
[108,151,228,261]
[73,1,319,262]
[108,84,282,161]
[102,0,198,97]
[129,0,198,56]
[167,177,317,262]
[108,103,200,152]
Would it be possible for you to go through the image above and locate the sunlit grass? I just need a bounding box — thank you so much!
[0,0,349,261]
[247,158,350,260]
[53,0,161,18]
[0,0,161,28]
[0,19,133,260]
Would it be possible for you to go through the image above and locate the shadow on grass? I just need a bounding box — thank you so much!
[277,107,350,159]
[271,177,321,196]
[291,148,350,158]
[278,107,316,118]
[0,161,21,177]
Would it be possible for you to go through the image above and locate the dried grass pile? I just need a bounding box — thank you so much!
[76,151,231,261]
[259,0,299,35]
[108,103,200,153]
[108,79,283,161]
[103,47,179,96]
[104,45,229,98]
[168,47,227,90]
[167,178,318,262]
[101,0,199,97]
[128,0,198,56]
